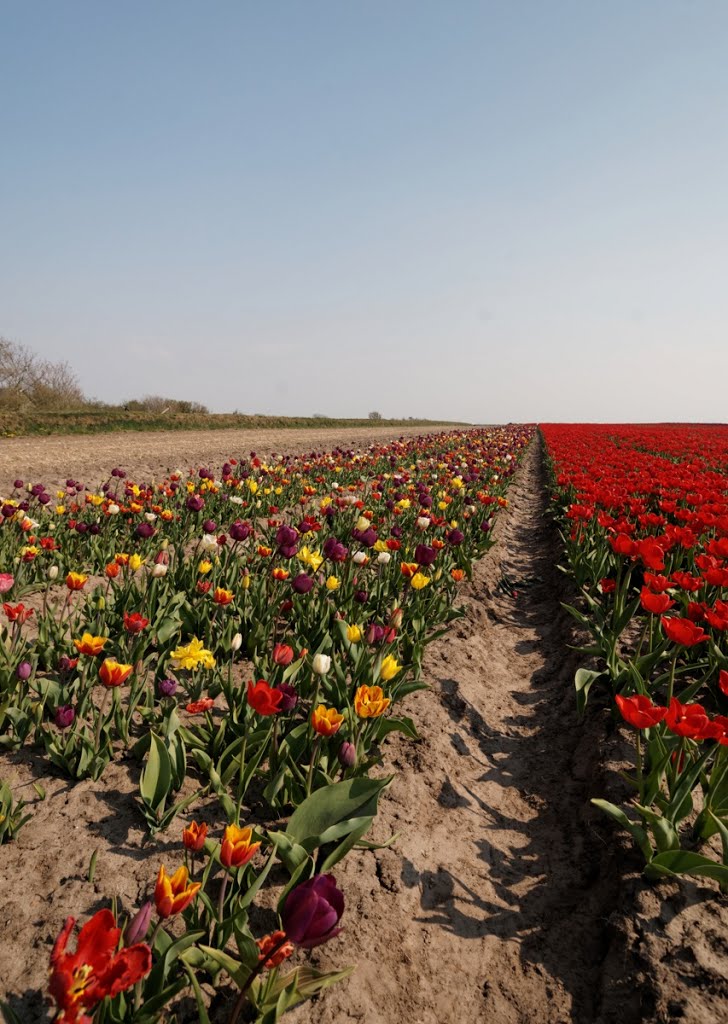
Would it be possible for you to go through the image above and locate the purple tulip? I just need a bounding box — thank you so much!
[414,544,436,567]
[292,573,314,595]
[38,492,51,505]
[338,741,356,768]
[274,683,298,712]
[323,536,348,562]
[366,623,385,645]
[281,874,344,948]
[135,522,155,539]
[157,678,178,698]
[186,495,205,512]
[202,519,217,534]
[124,901,152,945]
[480,519,491,533]
[229,520,251,542]
[447,528,464,546]
[354,590,368,604]
[16,661,32,681]
[13,479,23,489]
[55,705,76,729]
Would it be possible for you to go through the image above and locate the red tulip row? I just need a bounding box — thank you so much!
[542,423,728,890]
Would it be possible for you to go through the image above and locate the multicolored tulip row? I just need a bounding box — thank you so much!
[543,423,728,889]
[0,425,533,1022]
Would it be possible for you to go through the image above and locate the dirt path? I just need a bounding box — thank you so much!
[0,424,455,495]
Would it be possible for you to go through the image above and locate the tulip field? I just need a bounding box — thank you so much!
[2,422,728,1024]
[0,426,531,1023]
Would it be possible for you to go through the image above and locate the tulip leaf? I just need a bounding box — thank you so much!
[591,798,654,862]
[574,668,604,714]
[644,850,728,887]
[139,732,172,810]
[285,776,392,847]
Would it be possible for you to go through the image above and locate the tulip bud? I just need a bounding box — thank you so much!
[16,661,32,681]
[151,563,168,578]
[338,741,357,768]
[231,632,243,652]
[312,653,331,675]
[48,565,59,580]
[124,901,153,945]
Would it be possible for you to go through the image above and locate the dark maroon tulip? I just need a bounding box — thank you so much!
[202,519,217,534]
[13,479,23,489]
[229,520,251,542]
[414,544,436,567]
[135,522,155,539]
[354,590,368,604]
[89,523,100,535]
[281,874,344,948]
[38,492,51,505]
[353,527,377,548]
[75,522,88,534]
[446,528,464,546]
[292,573,314,595]
[323,537,347,561]
[31,483,44,496]
[480,519,491,533]
[274,683,298,712]
[276,525,298,549]
[2,504,15,518]
[55,705,76,729]
[186,495,205,512]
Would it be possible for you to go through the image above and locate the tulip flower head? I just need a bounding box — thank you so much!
[154,865,201,918]
[220,823,261,869]
[311,705,344,736]
[281,874,344,948]
[49,909,151,1022]
[354,684,391,718]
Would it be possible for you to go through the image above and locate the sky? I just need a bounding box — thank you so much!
[2,1,728,423]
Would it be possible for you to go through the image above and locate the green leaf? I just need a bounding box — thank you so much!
[139,732,173,811]
[645,850,728,887]
[591,798,654,862]
[574,668,603,714]
[285,776,392,848]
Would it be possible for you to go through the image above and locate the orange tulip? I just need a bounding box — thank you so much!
[98,659,133,688]
[311,705,345,736]
[182,821,208,852]
[212,587,234,606]
[154,865,201,918]
[220,824,261,869]
[354,684,391,719]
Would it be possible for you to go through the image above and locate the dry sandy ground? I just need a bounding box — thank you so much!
[1,431,727,1023]
[0,424,455,495]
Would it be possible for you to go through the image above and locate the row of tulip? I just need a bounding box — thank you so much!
[542,423,728,889]
[0,424,533,1022]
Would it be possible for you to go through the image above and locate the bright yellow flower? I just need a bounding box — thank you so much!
[325,576,341,591]
[379,655,402,681]
[298,546,323,572]
[73,633,108,656]
[346,624,362,644]
[354,685,391,719]
[56,505,66,515]
[248,480,259,494]
[411,572,431,590]
[128,554,144,572]
[198,559,213,575]
[170,637,216,671]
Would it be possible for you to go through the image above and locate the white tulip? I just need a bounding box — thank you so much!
[312,653,331,675]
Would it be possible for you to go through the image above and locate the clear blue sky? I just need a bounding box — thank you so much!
[2,1,727,422]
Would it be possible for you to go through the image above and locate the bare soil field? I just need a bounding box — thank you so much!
[0,424,455,496]
[1,430,727,1023]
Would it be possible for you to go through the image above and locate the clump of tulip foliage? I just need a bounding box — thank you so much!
[0,426,532,1022]
[544,423,728,890]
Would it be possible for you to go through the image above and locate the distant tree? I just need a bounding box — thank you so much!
[0,337,84,409]
[123,394,209,414]
[368,410,383,421]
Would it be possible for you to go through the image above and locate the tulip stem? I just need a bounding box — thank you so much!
[306,737,321,796]
[92,688,112,755]
[228,936,289,1024]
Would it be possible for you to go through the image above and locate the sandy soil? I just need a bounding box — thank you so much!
[1,432,727,1023]
[0,424,456,495]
